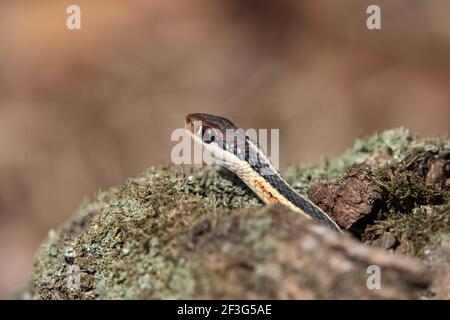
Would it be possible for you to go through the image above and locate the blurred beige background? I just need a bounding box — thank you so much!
[0,0,449,298]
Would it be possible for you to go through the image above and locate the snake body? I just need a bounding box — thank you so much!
[185,113,341,233]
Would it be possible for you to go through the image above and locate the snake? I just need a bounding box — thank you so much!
[185,113,341,233]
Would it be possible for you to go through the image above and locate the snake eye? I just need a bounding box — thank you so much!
[202,128,216,144]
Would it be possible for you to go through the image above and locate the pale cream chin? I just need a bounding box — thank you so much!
[186,129,240,170]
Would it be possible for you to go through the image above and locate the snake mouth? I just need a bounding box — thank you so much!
[185,113,238,135]
[185,113,248,168]
[184,113,199,132]
[185,113,209,143]
[185,112,254,159]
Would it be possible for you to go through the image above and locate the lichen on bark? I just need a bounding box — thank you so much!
[26,128,449,299]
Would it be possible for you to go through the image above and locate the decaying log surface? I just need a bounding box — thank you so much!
[25,129,448,299]
[178,206,429,299]
[308,168,382,230]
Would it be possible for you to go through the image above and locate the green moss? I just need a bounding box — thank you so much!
[28,129,449,299]
[273,130,448,260]
[283,128,415,193]
[365,205,450,257]
[31,165,264,299]
[373,167,447,213]
[359,138,449,257]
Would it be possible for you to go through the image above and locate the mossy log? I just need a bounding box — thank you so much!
[24,129,449,299]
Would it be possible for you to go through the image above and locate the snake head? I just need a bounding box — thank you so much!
[185,113,237,138]
[185,113,250,169]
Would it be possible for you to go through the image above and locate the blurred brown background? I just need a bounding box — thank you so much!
[0,0,449,298]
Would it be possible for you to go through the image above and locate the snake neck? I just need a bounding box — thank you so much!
[205,132,342,233]
[265,173,341,232]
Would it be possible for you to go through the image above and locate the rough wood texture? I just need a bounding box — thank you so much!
[179,206,429,299]
[308,169,382,229]
[24,129,448,299]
